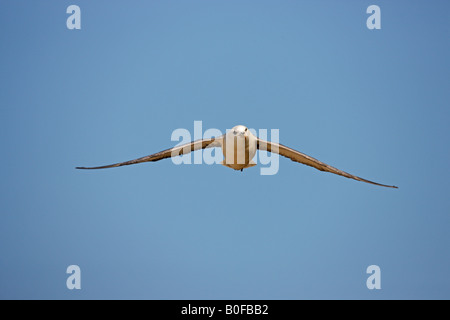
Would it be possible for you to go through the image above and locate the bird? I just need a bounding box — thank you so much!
[76,124,398,188]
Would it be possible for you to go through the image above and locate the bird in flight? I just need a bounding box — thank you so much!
[76,125,398,188]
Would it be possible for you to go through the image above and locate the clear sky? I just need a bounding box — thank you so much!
[0,0,449,299]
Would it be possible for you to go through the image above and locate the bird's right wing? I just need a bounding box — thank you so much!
[76,136,224,169]
[257,138,397,188]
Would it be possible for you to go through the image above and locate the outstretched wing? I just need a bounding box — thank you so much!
[257,139,397,188]
[76,136,223,170]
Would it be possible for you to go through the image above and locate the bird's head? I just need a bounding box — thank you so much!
[231,125,249,137]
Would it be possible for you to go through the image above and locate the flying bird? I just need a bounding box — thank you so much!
[76,125,398,188]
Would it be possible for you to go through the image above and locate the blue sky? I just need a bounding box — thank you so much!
[0,0,449,299]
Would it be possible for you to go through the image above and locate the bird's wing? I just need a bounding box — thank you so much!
[257,138,397,188]
[76,136,224,169]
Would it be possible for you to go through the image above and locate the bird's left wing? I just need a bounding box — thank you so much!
[257,138,398,188]
[76,136,224,169]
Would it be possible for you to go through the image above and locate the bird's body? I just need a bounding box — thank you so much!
[221,125,257,171]
[77,125,398,188]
